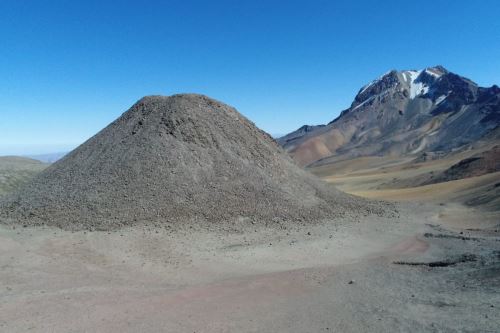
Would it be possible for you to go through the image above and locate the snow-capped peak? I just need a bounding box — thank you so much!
[401,67,445,99]
[354,66,449,107]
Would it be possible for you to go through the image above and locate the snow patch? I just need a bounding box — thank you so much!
[404,70,434,99]
[360,81,375,95]
[435,95,447,105]
[352,95,376,110]
[407,70,420,82]
[425,68,444,78]
[401,72,408,83]
[408,70,425,98]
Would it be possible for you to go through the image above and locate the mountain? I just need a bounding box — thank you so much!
[0,94,389,230]
[279,66,500,167]
[27,152,67,163]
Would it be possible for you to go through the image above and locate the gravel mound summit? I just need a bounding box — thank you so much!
[0,94,389,230]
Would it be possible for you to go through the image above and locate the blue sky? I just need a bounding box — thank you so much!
[1,0,499,155]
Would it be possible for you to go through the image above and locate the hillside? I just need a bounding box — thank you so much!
[0,156,46,197]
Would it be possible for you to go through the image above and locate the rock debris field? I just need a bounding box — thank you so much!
[0,94,393,230]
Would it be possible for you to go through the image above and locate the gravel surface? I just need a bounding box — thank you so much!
[1,202,498,332]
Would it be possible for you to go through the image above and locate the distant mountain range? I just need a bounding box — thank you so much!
[26,152,67,163]
[278,66,499,167]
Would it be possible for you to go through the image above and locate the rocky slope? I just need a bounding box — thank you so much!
[279,66,500,167]
[0,94,390,230]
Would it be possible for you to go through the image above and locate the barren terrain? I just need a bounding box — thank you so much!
[1,174,499,332]
[312,146,500,215]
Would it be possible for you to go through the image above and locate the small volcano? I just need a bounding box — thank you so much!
[1,94,388,230]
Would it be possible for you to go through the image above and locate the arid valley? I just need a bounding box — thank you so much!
[1,2,499,331]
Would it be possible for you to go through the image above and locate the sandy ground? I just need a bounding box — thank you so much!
[338,172,500,207]
[1,200,499,332]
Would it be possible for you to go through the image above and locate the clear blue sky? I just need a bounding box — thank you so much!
[1,0,499,155]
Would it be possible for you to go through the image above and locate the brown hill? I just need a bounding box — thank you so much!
[423,146,500,185]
